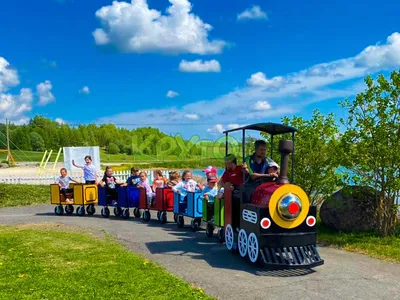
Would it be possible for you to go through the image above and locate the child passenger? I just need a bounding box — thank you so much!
[137,171,153,206]
[56,168,78,204]
[172,170,201,198]
[266,161,280,181]
[72,155,97,184]
[166,171,181,188]
[126,167,140,186]
[99,166,124,205]
[152,170,168,192]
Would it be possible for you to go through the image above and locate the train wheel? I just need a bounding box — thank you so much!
[133,208,141,218]
[247,233,259,263]
[206,223,214,237]
[191,219,199,232]
[173,213,178,223]
[177,216,184,228]
[101,207,110,218]
[160,212,167,224]
[122,208,130,219]
[55,205,63,216]
[143,210,151,222]
[65,205,74,215]
[217,228,225,243]
[225,224,234,250]
[77,206,85,216]
[238,229,248,258]
[86,204,96,215]
[157,211,161,220]
[114,206,122,217]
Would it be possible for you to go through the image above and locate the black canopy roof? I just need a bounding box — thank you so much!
[223,122,297,135]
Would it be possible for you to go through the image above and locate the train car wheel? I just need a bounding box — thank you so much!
[238,229,248,258]
[65,205,74,215]
[177,215,184,228]
[122,208,130,219]
[86,204,96,215]
[217,228,225,243]
[101,207,110,218]
[77,206,85,216]
[225,224,234,250]
[55,205,63,216]
[173,213,178,223]
[143,210,151,222]
[247,233,259,263]
[133,208,141,218]
[160,212,167,224]
[157,211,161,220]
[191,219,199,232]
[206,223,214,237]
[114,206,122,217]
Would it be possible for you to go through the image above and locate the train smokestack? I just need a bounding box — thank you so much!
[277,139,293,184]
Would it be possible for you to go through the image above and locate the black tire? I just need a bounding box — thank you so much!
[114,206,122,217]
[65,205,74,215]
[55,205,63,216]
[86,204,95,215]
[173,213,178,223]
[191,219,199,232]
[217,228,225,243]
[177,215,184,228]
[77,206,85,216]
[160,212,167,224]
[122,208,130,219]
[143,210,151,222]
[101,207,110,218]
[133,208,141,218]
[206,223,214,237]
[157,211,161,220]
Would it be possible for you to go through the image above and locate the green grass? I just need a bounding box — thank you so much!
[317,223,400,263]
[0,184,49,208]
[0,224,213,300]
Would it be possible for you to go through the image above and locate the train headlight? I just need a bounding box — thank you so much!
[277,193,302,220]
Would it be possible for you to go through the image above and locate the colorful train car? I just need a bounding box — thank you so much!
[174,191,203,231]
[139,187,175,223]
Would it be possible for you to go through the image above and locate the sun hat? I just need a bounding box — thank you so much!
[268,161,280,169]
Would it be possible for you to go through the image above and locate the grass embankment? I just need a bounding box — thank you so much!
[0,224,213,300]
[317,223,400,263]
[0,184,49,208]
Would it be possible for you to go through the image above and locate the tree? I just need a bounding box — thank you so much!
[30,132,45,151]
[339,70,400,236]
[274,110,343,205]
[106,142,119,154]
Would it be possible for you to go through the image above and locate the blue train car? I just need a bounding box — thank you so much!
[98,185,141,219]
[173,191,203,231]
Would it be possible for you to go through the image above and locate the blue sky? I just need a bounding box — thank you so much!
[1,0,400,140]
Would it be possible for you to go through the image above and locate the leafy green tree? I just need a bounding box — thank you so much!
[339,70,400,236]
[30,132,45,151]
[106,142,120,154]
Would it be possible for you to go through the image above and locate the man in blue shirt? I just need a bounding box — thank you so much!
[243,140,278,182]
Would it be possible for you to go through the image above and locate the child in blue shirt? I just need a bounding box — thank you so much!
[126,167,140,186]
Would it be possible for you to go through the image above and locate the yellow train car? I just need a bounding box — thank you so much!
[51,183,98,216]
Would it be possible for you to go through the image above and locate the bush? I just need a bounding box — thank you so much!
[106,143,119,154]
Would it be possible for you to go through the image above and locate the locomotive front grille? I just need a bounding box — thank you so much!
[260,245,324,268]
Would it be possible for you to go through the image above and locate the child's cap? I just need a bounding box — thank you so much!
[207,174,218,183]
[224,154,236,162]
[202,166,217,174]
[268,161,280,169]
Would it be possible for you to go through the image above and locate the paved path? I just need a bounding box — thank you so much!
[1,205,399,300]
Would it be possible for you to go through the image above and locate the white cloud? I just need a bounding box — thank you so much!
[167,90,179,98]
[37,80,55,105]
[237,5,267,21]
[55,118,66,125]
[252,101,272,111]
[179,59,221,73]
[227,124,240,130]
[79,86,90,94]
[184,113,199,120]
[93,0,227,55]
[0,57,19,94]
[96,32,400,137]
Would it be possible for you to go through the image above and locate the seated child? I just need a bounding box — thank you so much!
[166,171,181,188]
[266,161,280,181]
[137,171,153,206]
[126,167,140,186]
[152,169,168,191]
[201,174,219,219]
[99,166,124,205]
[172,170,201,200]
[56,168,78,204]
